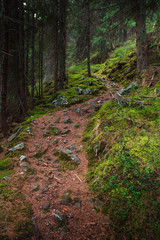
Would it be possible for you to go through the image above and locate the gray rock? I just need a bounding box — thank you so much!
[119,82,138,95]
[125,67,132,75]
[20,162,28,171]
[82,89,92,95]
[25,127,31,134]
[51,126,61,135]
[43,131,51,137]
[80,76,85,81]
[42,202,50,210]
[67,144,76,150]
[76,87,83,95]
[88,81,93,86]
[63,118,72,124]
[9,142,24,152]
[20,155,26,161]
[8,127,24,142]
[72,107,81,113]
[58,146,80,164]
[61,130,70,135]
[3,176,11,181]
[52,97,68,108]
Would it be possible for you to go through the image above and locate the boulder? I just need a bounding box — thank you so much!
[9,143,24,152]
[119,82,138,95]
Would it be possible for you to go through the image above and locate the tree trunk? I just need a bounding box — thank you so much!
[31,0,35,109]
[1,0,9,135]
[58,0,68,89]
[25,0,30,98]
[53,0,59,93]
[136,0,147,73]
[87,0,91,77]
[19,0,26,114]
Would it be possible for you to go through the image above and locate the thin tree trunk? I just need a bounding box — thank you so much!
[54,0,59,93]
[31,0,35,109]
[136,0,147,73]
[19,0,26,113]
[40,23,44,98]
[87,0,91,77]
[1,0,9,135]
[25,0,30,97]
[58,0,67,89]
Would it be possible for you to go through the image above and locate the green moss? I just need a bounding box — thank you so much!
[0,159,12,170]
[84,86,160,239]
[58,152,78,170]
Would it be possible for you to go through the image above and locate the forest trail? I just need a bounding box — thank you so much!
[7,80,120,240]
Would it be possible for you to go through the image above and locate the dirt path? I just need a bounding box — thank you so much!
[11,82,120,240]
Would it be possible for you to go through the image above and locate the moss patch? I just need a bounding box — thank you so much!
[84,88,160,239]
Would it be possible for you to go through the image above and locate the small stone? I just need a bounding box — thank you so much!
[51,126,61,135]
[20,162,28,171]
[20,155,26,161]
[43,131,51,137]
[42,202,50,210]
[63,118,72,124]
[72,107,81,113]
[3,176,11,181]
[26,127,31,133]
[32,184,39,191]
[67,144,76,150]
[88,81,93,86]
[60,197,72,206]
[20,172,24,175]
[82,89,92,95]
[74,134,81,138]
[9,142,24,152]
[61,130,70,135]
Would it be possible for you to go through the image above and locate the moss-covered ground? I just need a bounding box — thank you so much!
[83,40,160,239]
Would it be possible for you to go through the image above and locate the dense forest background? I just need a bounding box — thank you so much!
[0,0,159,134]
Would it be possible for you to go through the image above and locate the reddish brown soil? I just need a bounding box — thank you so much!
[1,82,120,240]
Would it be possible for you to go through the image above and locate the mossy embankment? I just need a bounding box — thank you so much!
[83,40,160,239]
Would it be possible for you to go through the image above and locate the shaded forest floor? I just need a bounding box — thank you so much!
[0,80,120,240]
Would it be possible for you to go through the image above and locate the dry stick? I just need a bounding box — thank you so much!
[148,72,157,88]
[75,173,83,182]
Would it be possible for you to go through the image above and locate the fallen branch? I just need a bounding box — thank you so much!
[148,71,158,88]
[75,173,83,182]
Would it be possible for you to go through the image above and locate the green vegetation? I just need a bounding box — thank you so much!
[84,81,160,239]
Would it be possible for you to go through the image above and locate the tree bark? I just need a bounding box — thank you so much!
[19,0,26,113]
[136,0,147,73]
[87,0,91,77]
[53,0,59,93]
[1,0,9,134]
[31,0,35,109]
